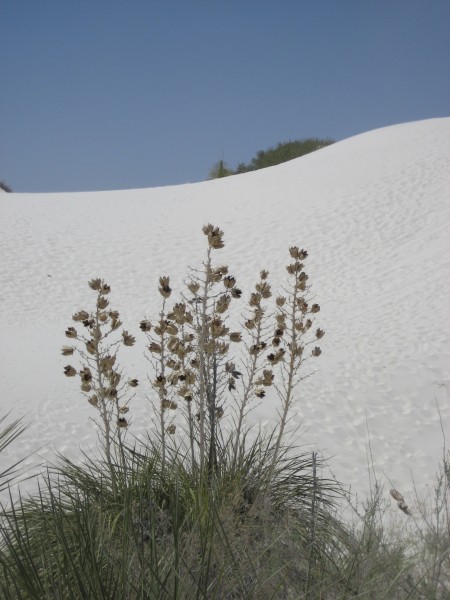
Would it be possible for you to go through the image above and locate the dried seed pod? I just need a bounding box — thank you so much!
[390,489,404,502]
[64,365,77,377]
[298,299,308,313]
[119,405,129,414]
[88,395,98,406]
[256,281,271,298]
[154,375,167,389]
[61,346,74,356]
[82,318,95,328]
[79,367,92,382]
[110,317,122,331]
[188,281,200,294]
[216,294,231,313]
[88,278,102,291]
[315,328,325,339]
[260,270,269,280]
[229,332,242,343]
[122,331,136,346]
[223,275,236,289]
[72,310,89,322]
[86,340,96,355]
[249,293,261,307]
[65,327,77,339]
[312,346,321,357]
[158,276,172,298]
[245,319,256,330]
[81,382,92,392]
[207,226,224,249]
[98,311,108,322]
[215,406,224,419]
[100,355,116,371]
[256,369,274,387]
[167,424,176,435]
[100,283,111,295]
[250,342,267,355]
[231,287,242,299]
[276,296,286,307]
[255,389,265,398]
[97,296,109,309]
[310,303,320,313]
[110,371,121,387]
[117,417,128,428]
[267,349,285,365]
[140,319,152,332]
[128,378,139,387]
[149,342,162,354]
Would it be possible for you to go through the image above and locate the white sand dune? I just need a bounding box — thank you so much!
[1,118,449,504]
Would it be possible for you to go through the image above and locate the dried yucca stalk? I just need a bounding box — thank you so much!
[62,278,138,480]
[141,226,324,484]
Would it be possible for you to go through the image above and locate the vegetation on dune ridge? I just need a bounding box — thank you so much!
[209,138,335,179]
[0,180,12,193]
[0,225,449,598]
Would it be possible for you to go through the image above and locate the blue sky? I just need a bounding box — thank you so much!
[1,1,449,193]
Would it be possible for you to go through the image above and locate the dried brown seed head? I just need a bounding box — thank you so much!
[86,340,96,355]
[140,320,152,332]
[216,294,231,314]
[122,331,136,346]
[231,287,242,299]
[207,226,225,249]
[128,378,139,387]
[276,296,286,307]
[315,328,325,339]
[64,365,77,377]
[223,275,236,289]
[88,395,98,406]
[260,269,269,280]
[187,281,200,294]
[310,303,320,313]
[167,424,176,435]
[72,310,89,322]
[61,346,74,356]
[97,296,109,309]
[79,367,92,382]
[88,278,102,291]
[312,346,321,357]
[229,332,242,343]
[117,417,128,428]
[159,276,172,298]
[255,389,266,398]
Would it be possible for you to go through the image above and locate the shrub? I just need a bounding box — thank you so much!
[209,138,335,179]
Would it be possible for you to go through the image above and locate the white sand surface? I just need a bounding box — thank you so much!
[1,118,449,505]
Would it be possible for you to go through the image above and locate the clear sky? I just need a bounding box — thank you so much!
[1,0,449,193]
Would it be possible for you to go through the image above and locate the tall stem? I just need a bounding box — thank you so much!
[197,248,211,473]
